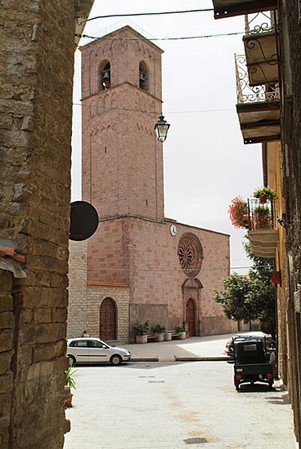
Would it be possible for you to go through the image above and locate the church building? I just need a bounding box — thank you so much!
[68,26,235,343]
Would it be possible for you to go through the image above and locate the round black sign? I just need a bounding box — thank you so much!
[69,201,99,241]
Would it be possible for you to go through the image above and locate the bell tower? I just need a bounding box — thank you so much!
[80,26,165,222]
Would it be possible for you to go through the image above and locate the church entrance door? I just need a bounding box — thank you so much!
[186,298,196,336]
[100,297,117,340]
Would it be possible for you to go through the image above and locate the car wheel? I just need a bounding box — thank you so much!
[68,355,76,367]
[110,354,122,366]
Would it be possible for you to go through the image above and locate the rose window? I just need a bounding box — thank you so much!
[178,233,203,278]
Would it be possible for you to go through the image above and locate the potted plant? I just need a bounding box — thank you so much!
[253,187,277,204]
[175,324,186,340]
[228,196,249,229]
[254,205,271,229]
[134,320,149,344]
[164,329,172,341]
[152,323,166,342]
[64,365,77,408]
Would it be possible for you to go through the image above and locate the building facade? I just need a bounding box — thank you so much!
[0,1,94,448]
[68,26,236,343]
[212,1,301,445]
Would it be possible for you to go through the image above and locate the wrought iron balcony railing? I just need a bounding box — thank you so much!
[247,197,277,231]
[244,11,275,35]
[242,10,279,87]
[235,54,280,105]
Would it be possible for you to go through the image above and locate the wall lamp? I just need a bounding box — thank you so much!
[277,216,287,228]
[154,114,170,142]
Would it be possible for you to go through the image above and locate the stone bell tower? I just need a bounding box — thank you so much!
[80,26,165,222]
[68,25,233,343]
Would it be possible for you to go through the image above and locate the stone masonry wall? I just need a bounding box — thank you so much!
[86,286,130,344]
[68,239,130,343]
[0,272,14,448]
[280,1,301,444]
[0,2,93,448]
[67,240,88,338]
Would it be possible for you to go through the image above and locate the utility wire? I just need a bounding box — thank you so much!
[83,8,214,23]
[75,31,244,41]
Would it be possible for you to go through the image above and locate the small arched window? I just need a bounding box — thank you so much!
[100,61,111,90]
[139,61,148,91]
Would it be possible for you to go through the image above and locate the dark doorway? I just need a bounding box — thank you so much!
[99,297,117,340]
[186,298,196,336]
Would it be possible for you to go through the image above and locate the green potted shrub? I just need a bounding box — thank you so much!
[134,321,149,344]
[175,324,186,340]
[253,187,277,204]
[153,323,166,342]
[64,365,77,408]
[254,205,271,229]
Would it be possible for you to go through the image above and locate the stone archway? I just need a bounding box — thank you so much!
[99,297,117,340]
[182,278,203,336]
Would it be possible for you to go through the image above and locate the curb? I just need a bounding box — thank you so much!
[174,356,229,362]
[130,357,159,362]
[129,356,229,363]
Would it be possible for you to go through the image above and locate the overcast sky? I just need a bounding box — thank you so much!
[71,0,263,273]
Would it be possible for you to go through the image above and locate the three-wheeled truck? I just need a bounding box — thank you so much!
[233,340,274,390]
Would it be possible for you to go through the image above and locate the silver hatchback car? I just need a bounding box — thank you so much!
[67,337,131,366]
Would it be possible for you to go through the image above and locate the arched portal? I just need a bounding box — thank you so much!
[99,297,117,340]
[186,298,196,336]
[182,278,203,336]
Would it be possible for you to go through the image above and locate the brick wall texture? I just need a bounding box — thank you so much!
[0,1,93,448]
[68,218,235,343]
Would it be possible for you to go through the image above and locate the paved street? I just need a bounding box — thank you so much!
[64,335,297,449]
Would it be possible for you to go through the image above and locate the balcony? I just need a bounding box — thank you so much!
[243,12,278,86]
[235,53,280,144]
[212,0,277,20]
[247,197,278,258]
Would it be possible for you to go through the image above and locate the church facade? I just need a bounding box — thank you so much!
[68,26,236,343]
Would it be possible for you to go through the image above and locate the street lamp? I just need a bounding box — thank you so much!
[154,114,170,142]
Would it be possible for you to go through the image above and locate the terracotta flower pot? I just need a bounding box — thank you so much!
[259,192,267,204]
[64,387,73,408]
[136,334,148,344]
[154,333,164,342]
[177,332,186,340]
[164,332,172,341]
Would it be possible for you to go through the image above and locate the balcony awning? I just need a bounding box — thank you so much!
[236,101,280,144]
[248,229,279,258]
[212,0,277,19]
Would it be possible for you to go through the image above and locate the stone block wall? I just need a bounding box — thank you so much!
[0,1,93,448]
[86,286,130,344]
[279,1,301,444]
[0,272,14,448]
[67,240,88,338]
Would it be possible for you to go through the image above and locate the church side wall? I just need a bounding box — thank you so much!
[68,241,88,338]
[79,216,235,341]
[128,218,235,336]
